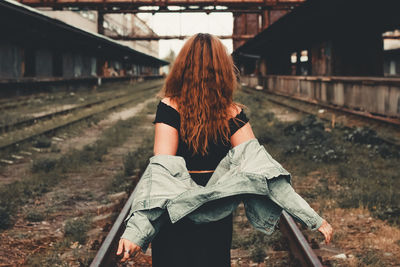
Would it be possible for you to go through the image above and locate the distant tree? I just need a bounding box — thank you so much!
[162,49,176,74]
[163,49,176,64]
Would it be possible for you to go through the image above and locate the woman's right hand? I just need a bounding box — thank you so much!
[116,238,142,263]
[317,219,333,244]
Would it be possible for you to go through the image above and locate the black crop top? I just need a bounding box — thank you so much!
[152,100,249,171]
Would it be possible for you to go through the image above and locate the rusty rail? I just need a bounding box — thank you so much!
[91,198,324,266]
[267,89,400,127]
[279,211,323,267]
[90,188,135,266]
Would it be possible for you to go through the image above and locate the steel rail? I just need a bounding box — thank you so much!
[90,186,136,266]
[0,75,163,111]
[90,196,324,266]
[279,211,323,267]
[1,92,132,133]
[266,89,400,127]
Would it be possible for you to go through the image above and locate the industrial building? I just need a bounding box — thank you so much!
[234,0,400,118]
[0,0,167,93]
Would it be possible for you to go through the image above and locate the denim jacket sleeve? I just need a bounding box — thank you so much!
[246,141,324,231]
[119,154,193,253]
[267,176,324,231]
[120,209,167,253]
[225,138,324,232]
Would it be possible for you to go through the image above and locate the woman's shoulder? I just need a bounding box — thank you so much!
[153,97,180,129]
[160,97,179,113]
[228,103,244,119]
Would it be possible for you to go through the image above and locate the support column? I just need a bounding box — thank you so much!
[97,11,104,35]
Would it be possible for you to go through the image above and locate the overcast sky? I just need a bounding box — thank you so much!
[137,13,234,59]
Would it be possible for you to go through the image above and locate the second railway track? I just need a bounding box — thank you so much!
[242,86,400,147]
[0,80,164,150]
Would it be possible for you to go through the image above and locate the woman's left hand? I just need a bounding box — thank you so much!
[116,238,141,263]
[317,219,333,244]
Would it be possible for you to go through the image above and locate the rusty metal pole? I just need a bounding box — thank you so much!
[97,10,104,35]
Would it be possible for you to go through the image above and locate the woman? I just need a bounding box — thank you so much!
[117,33,333,266]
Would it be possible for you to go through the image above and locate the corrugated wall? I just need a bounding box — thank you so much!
[0,43,23,79]
[35,49,53,77]
[241,75,400,117]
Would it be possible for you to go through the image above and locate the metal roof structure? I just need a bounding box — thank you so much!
[14,0,304,12]
[0,0,169,66]
[233,0,400,58]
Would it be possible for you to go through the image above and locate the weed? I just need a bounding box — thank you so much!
[250,245,267,263]
[25,250,67,267]
[357,249,384,266]
[0,206,12,230]
[33,136,52,148]
[107,133,154,194]
[31,157,57,173]
[24,239,71,267]
[25,209,45,222]
[64,214,92,244]
[50,144,61,153]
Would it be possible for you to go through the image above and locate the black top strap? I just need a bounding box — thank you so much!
[152,101,249,135]
[152,101,180,130]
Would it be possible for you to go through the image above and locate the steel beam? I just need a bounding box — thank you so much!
[383,35,400,39]
[17,0,304,11]
[109,34,256,40]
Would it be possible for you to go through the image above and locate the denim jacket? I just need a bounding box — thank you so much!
[120,138,324,253]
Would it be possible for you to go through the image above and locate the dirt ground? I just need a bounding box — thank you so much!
[0,91,158,266]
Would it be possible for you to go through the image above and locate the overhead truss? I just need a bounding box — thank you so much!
[109,34,255,40]
[16,0,304,13]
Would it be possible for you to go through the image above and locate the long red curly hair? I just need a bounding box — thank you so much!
[159,33,242,155]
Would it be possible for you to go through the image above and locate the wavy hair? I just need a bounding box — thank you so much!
[159,33,242,155]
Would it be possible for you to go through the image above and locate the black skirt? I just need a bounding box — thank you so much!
[151,173,233,267]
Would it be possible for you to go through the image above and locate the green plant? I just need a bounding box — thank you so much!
[25,209,45,222]
[31,158,57,173]
[33,136,52,148]
[64,215,92,244]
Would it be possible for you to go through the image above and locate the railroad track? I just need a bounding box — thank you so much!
[242,86,400,147]
[1,94,120,133]
[0,83,119,112]
[0,87,137,130]
[243,87,400,126]
[90,191,324,267]
[0,80,163,150]
[0,84,157,133]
